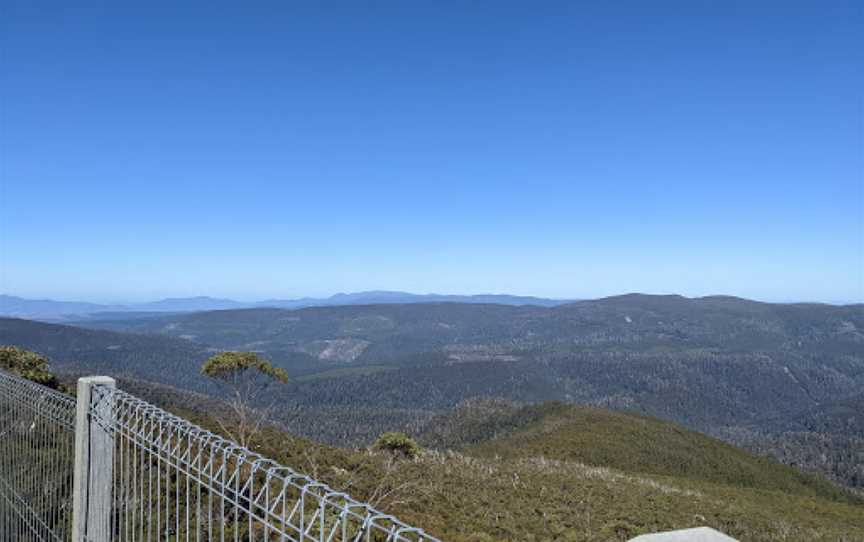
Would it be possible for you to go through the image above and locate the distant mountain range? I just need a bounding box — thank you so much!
[0,291,570,320]
[1,293,862,493]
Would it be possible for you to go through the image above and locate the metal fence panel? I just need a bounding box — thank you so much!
[0,368,441,542]
[88,384,441,542]
[0,369,77,542]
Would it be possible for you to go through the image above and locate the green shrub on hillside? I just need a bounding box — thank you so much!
[373,432,421,459]
[0,346,61,390]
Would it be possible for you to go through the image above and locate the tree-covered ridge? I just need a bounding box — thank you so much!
[0,317,212,390]
[2,344,856,541]
[2,294,862,492]
[117,381,864,542]
[75,294,864,361]
[421,400,857,503]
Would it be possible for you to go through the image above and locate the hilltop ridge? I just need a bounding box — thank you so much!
[123,380,864,541]
[2,293,862,494]
[420,399,855,503]
[0,291,570,320]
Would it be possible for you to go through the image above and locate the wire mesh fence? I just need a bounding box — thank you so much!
[0,369,77,542]
[89,383,441,541]
[0,367,441,542]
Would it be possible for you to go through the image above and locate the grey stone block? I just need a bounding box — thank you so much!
[629,527,739,542]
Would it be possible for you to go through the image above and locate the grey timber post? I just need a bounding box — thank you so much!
[72,376,116,542]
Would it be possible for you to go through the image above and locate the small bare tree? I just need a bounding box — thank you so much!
[201,351,289,448]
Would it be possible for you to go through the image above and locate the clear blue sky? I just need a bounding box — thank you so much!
[1,1,862,303]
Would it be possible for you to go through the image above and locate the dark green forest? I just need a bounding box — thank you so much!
[2,294,862,494]
[76,381,864,541]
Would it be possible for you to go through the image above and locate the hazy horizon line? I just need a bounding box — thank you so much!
[2,290,861,307]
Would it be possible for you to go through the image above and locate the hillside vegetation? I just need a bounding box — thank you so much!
[125,382,864,542]
[4,294,863,491]
[421,400,854,503]
[0,317,212,390]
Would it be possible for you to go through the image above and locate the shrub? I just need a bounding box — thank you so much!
[601,520,642,541]
[373,432,421,459]
[0,346,61,390]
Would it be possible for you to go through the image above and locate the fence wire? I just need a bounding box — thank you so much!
[0,368,441,542]
[0,369,77,542]
[89,384,441,542]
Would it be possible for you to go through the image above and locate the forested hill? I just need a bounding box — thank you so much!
[101,381,864,541]
[0,317,213,390]
[419,399,854,502]
[76,294,864,362]
[0,291,568,320]
[2,294,863,491]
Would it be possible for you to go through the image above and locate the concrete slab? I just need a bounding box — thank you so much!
[629,527,739,542]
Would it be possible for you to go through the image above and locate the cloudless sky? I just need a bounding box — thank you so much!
[1,1,862,303]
